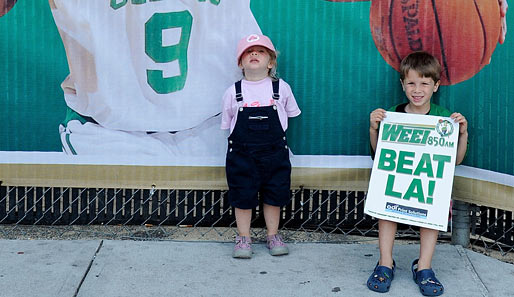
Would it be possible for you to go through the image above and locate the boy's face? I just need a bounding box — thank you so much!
[239,46,274,74]
[400,69,440,110]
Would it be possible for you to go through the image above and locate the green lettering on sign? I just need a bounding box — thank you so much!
[421,130,430,144]
[403,178,425,203]
[433,154,451,178]
[409,129,423,144]
[413,153,434,177]
[385,174,402,198]
[397,151,414,175]
[382,124,403,142]
[398,128,412,143]
[378,149,397,171]
[426,180,435,204]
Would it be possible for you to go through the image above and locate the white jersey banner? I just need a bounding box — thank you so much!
[364,112,459,231]
[52,0,260,131]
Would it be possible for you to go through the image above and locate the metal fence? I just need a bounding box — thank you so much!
[0,186,512,262]
[470,204,514,257]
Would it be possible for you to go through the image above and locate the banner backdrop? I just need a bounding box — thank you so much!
[364,112,459,231]
[0,1,513,188]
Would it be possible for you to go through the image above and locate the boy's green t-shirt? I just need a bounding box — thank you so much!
[388,102,452,117]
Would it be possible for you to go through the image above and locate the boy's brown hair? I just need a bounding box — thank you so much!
[399,51,441,83]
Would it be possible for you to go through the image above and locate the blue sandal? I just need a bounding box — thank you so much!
[367,260,395,293]
[412,259,444,296]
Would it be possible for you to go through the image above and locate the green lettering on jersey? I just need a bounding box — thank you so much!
[111,0,128,10]
[145,11,193,94]
[113,0,218,9]
[198,0,221,5]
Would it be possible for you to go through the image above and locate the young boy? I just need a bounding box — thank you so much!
[368,51,468,296]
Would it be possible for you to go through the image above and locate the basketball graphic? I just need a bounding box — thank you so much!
[370,0,501,85]
[0,0,17,17]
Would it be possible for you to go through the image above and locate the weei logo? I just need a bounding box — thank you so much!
[381,120,454,148]
[381,123,434,145]
[385,202,428,218]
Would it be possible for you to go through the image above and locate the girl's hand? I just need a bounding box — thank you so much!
[370,108,386,131]
[451,112,468,134]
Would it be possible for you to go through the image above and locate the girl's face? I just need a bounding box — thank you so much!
[239,46,274,75]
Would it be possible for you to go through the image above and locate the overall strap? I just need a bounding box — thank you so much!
[234,80,243,102]
[272,79,280,100]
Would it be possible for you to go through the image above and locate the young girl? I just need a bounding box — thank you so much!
[221,34,301,258]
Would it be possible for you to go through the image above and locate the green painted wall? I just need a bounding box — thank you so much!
[1,0,512,176]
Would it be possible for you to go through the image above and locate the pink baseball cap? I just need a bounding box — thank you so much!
[236,34,276,63]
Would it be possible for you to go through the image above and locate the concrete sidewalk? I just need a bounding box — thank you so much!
[1,240,513,297]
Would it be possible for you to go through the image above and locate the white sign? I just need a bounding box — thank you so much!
[364,112,459,231]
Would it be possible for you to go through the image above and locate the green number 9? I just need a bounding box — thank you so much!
[145,11,192,94]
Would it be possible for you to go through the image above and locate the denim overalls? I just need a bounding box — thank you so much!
[226,80,292,209]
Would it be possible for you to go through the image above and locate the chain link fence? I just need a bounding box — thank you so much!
[470,204,514,259]
[0,186,512,263]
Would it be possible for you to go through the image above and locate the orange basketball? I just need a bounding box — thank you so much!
[0,0,18,17]
[370,0,501,85]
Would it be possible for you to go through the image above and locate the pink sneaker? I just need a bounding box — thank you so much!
[232,236,252,259]
[266,234,289,256]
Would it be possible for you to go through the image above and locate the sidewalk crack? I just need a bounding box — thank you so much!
[72,240,104,297]
[455,245,489,297]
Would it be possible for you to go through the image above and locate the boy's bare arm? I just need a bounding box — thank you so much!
[0,0,17,17]
[450,112,468,165]
[369,108,386,154]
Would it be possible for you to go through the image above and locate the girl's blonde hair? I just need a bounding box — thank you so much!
[268,49,279,80]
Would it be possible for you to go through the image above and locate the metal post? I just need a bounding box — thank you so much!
[451,200,471,246]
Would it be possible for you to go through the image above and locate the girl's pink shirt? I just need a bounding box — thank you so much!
[220,77,301,134]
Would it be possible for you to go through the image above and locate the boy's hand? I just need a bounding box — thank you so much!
[370,108,386,131]
[451,112,468,134]
[0,0,17,17]
[499,0,508,44]
[452,112,469,165]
